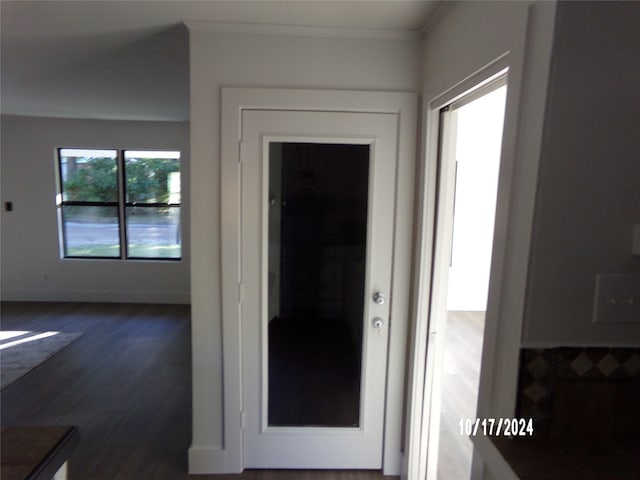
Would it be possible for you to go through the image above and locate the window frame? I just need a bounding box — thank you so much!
[56,147,182,261]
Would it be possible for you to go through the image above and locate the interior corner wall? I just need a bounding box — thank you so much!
[188,29,421,469]
[0,115,191,304]
[523,1,640,346]
[418,0,557,443]
[422,1,530,102]
[421,0,551,340]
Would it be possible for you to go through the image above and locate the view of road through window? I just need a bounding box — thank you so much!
[58,148,181,259]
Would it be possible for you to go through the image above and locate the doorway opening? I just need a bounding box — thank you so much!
[434,79,507,479]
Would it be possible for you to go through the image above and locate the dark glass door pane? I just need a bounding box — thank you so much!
[267,142,370,427]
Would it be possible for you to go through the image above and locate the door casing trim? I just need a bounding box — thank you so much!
[404,3,558,479]
[212,88,417,474]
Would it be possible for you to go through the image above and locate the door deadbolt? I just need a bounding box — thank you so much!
[372,317,384,329]
[373,292,385,305]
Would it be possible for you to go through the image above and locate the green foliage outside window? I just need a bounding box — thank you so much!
[63,156,180,204]
[63,157,118,202]
[59,149,181,259]
[125,157,180,204]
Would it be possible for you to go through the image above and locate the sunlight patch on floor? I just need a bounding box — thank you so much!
[0,331,60,350]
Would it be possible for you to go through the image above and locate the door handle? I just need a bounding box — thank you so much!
[373,292,385,305]
[372,317,384,329]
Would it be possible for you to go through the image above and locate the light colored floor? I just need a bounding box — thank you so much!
[437,311,485,480]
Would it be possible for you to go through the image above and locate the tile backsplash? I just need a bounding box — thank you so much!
[517,347,640,439]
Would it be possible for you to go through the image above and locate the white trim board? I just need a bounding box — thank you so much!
[183,20,421,41]
[471,435,518,480]
[189,88,417,475]
[1,289,190,305]
[420,2,455,37]
[404,2,558,479]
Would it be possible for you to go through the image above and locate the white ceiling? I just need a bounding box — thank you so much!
[1,1,439,121]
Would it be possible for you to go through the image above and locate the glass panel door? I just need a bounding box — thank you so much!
[241,108,397,469]
[267,142,370,428]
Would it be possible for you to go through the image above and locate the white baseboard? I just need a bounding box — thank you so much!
[1,289,190,304]
[471,435,518,480]
[188,445,240,474]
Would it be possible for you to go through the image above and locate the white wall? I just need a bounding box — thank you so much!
[187,26,421,472]
[524,1,640,346]
[423,2,528,102]
[0,115,190,304]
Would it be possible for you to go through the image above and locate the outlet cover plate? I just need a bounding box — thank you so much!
[593,274,640,323]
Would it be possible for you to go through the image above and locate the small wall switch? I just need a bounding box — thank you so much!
[5,202,13,212]
[633,224,640,255]
[593,274,640,323]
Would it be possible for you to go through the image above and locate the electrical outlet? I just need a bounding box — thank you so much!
[593,274,640,323]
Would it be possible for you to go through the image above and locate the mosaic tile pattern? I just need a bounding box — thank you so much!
[516,347,640,438]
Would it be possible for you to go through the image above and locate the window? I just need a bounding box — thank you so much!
[57,148,181,260]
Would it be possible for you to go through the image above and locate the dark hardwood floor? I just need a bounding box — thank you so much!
[1,302,395,480]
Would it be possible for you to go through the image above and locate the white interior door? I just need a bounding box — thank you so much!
[241,109,397,469]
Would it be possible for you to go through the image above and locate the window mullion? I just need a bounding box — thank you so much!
[57,148,181,260]
[117,150,128,259]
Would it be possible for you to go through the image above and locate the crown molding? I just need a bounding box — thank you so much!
[421,1,456,36]
[183,21,421,41]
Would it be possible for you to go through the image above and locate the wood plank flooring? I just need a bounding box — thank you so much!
[1,302,395,480]
[437,311,485,480]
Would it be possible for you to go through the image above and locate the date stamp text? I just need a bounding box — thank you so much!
[459,418,534,437]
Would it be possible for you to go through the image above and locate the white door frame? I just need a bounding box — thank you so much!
[427,67,510,480]
[242,110,395,469]
[404,3,557,477]
[406,55,517,480]
[219,88,417,474]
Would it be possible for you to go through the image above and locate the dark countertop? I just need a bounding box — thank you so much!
[1,426,80,480]
[491,436,640,480]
